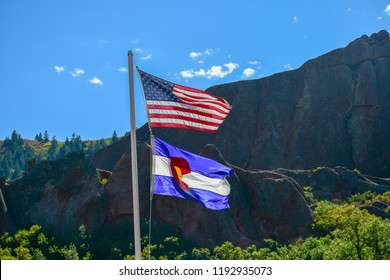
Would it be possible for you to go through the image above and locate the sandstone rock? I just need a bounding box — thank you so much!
[0,188,16,236]
[97,168,112,181]
[90,136,130,172]
[3,152,105,240]
[360,200,390,220]
[134,30,390,177]
[276,166,390,201]
[233,167,313,242]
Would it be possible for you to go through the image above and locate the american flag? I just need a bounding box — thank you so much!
[138,69,232,133]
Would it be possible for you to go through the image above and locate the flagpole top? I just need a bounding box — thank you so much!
[128,50,133,57]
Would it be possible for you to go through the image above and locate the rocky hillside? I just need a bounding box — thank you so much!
[136,30,390,177]
[1,31,390,251]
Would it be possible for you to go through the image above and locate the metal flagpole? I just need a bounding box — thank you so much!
[127,50,141,260]
[136,67,155,260]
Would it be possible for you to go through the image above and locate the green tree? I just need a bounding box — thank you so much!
[0,131,34,179]
[191,247,211,260]
[43,130,50,142]
[313,201,390,259]
[47,136,59,160]
[213,241,247,260]
[111,130,118,143]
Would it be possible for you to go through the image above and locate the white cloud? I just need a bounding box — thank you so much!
[189,49,213,59]
[134,48,143,52]
[204,48,212,55]
[118,67,128,73]
[140,54,152,60]
[98,39,108,44]
[207,63,239,79]
[242,68,256,78]
[224,62,239,73]
[377,16,383,20]
[385,4,390,15]
[180,70,195,78]
[198,60,204,64]
[131,38,140,44]
[195,69,206,76]
[189,52,202,59]
[283,63,294,70]
[249,60,260,65]
[347,8,351,12]
[180,63,239,79]
[70,68,85,77]
[89,77,103,86]
[54,66,65,73]
[293,16,298,23]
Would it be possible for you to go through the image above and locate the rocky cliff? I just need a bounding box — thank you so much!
[1,31,390,250]
[136,30,390,177]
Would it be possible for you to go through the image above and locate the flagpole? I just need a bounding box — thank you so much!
[127,50,141,260]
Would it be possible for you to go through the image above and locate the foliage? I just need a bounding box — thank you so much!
[303,186,317,205]
[0,130,34,179]
[312,201,390,259]
[347,191,377,205]
[2,200,390,260]
[347,191,390,213]
[111,130,118,143]
[0,225,91,260]
[354,168,362,175]
[0,130,121,180]
[101,178,108,187]
[312,166,326,173]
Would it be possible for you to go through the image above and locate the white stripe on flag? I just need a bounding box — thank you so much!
[146,100,229,118]
[172,91,231,113]
[153,155,231,196]
[173,86,219,100]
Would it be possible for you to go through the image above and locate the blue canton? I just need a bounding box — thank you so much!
[138,69,179,102]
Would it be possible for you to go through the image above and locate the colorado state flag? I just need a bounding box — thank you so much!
[152,137,234,210]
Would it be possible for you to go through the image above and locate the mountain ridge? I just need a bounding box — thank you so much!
[1,30,390,254]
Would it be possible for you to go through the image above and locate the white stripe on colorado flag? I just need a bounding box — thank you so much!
[153,155,230,196]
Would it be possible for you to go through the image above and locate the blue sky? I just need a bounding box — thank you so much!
[1,0,389,140]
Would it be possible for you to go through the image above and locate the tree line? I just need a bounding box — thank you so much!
[0,130,120,180]
[1,191,390,260]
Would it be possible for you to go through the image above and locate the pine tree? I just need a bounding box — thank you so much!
[47,137,59,160]
[0,131,35,179]
[43,131,50,142]
[2,136,11,148]
[111,130,118,143]
[11,130,20,142]
[58,137,71,158]
[97,139,106,150]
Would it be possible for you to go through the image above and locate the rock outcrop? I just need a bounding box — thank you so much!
[2,152,106,240]
[276,166,390,201]
[136,30,390,177]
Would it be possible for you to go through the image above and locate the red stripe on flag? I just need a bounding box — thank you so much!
[149,113,222,126]
[147,104,227,120]
[150,122,218,133]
